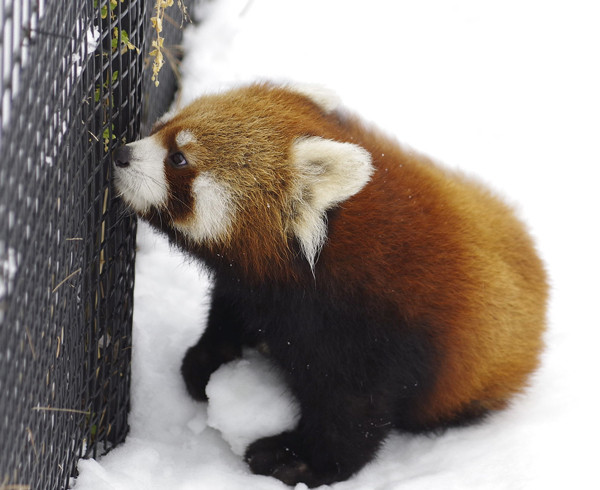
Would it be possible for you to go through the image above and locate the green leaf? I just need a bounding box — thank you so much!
[103,125,116,142]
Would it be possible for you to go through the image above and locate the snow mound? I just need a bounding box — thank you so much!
[206,350,299,456]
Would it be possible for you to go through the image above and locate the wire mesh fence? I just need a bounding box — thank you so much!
[0,1,189,488]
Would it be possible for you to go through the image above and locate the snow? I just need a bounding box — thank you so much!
[86,26,101,52]
[73,0,600,488]
[206,351,300,456]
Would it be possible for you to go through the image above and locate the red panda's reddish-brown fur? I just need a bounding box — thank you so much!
[317,115,548,425]
[114,82,548,486]
[325,125,547,425]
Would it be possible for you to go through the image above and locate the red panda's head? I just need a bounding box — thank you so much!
[113,83,373,275]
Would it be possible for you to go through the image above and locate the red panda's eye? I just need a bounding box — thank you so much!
[168,152,188,168]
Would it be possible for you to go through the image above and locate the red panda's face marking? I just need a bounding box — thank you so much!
[179,172,234,242]
[175,129,197,148]
[113,83,374,267]
[114,128,235,244]
[113,136,169,213]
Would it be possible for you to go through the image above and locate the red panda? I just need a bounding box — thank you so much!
[113,82,547,487]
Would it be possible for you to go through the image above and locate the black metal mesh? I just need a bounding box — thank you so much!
[0,1,189,489]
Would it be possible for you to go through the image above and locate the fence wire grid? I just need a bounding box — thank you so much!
[0,1,189,489]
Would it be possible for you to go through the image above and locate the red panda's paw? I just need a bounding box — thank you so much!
[180,344,213,401]
[180,338,242,401]
[245,431,343,488]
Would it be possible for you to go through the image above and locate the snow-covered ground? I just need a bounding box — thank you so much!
[73,0,600,488]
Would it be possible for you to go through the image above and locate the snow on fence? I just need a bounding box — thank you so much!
[0,1,188,488]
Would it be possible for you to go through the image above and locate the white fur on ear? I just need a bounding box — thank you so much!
[290,136,374,268]
[153,106,181,129]
[286,83,342,113]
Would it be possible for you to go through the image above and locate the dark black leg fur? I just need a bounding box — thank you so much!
[182,276,436,487]
[181,289,250,401]
[245,393,395,487]
[240,283,434,487]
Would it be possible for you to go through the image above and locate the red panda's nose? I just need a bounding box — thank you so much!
[113,145,132,168]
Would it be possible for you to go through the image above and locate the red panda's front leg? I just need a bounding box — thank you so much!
[181,286,249,401]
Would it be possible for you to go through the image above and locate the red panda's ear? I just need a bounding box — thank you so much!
[285,83,342,113]
[150,106,181,134]
[290,136,374,268]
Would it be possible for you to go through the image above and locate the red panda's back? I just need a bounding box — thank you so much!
[319,115,548,426]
